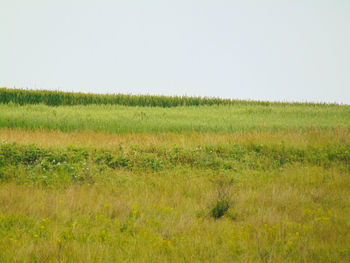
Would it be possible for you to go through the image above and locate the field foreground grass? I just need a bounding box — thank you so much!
[0,128,350,262]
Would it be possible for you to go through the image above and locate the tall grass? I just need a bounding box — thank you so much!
[1,103,349,133]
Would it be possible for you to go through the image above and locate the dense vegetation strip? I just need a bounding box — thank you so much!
[0,87,341,107]
[1,142,349,184]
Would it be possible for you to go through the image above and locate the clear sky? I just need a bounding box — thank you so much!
[1,0,349,104]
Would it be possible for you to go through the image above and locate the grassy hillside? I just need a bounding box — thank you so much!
[0,89,349,262]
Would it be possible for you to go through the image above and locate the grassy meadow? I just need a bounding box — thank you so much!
[0,89,350,262]
[1,102,350,133]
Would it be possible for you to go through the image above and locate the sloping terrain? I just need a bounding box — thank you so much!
[0,89,349,262]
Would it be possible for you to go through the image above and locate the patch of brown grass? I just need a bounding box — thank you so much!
[1,127,349,148]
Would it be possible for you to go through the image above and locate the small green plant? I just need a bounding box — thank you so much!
[211,200,230,219]
[210,176,234,219]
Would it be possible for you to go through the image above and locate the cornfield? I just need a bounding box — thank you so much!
[0,87,330,107]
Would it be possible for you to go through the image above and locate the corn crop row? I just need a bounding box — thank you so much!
[0,88,324,107]
[0,88,239,107]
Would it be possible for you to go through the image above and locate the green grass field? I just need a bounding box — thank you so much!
[0,89,349,262]
[1,102,349,133]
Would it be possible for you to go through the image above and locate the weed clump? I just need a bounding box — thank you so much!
[211,200,230,219]
[210,176,234,219]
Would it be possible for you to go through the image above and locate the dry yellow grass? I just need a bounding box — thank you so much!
[0,127,349,148]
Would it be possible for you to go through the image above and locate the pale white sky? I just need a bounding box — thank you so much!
[1,0,349,104]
